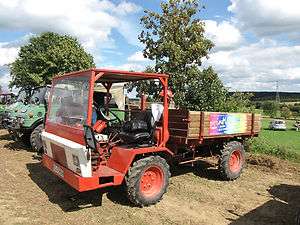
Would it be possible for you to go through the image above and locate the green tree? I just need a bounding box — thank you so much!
[137,0,226,108]
[281,106,292,119]
[184,66,228,110]
[225,92,255,113]
[10,32,95,88]
[126,66,162,101]
[261,101,280,117]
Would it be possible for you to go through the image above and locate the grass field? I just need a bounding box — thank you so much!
[249,118,300,162]
[261,118,300,154]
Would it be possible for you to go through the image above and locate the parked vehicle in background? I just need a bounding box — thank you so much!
[294,121,300,131]
[1,89,31,129]
[0,93,15,126]
[41,69,261,207]
[8,86,50,152]
[269,119,287,130]
[0,93,15,105]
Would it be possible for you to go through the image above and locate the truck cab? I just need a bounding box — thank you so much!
[2,89,31,129]
[42,69,171,206]
[8,86,50,152]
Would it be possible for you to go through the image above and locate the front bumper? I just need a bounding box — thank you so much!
[43,154,100,191]
[272,126,286,130]
[6,117,22,130]
[42,154,124,192]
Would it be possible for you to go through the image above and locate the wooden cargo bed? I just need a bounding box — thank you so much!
[167,109,261,145]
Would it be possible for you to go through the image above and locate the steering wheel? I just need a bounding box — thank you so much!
[99,107,122,125]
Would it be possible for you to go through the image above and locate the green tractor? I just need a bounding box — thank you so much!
[2,88,32,129]
[0,93,16,126]
[8,86,50,152]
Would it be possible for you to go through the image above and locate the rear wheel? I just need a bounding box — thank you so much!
[125,156,170,207]
[219,141,245,180]
[30,124,44,153]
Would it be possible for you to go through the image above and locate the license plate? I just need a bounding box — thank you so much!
[53,163,64,178]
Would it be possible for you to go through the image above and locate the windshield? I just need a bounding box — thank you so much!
[29,87,48,104]
[274,121,285,124]
[48,76,90,128]
[16,90,28,102]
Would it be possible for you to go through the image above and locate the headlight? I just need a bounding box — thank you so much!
[72,154,79,166]
[21,109,27,113]
[28,112,34,118]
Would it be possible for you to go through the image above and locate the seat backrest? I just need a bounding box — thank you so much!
[130,110,152,131]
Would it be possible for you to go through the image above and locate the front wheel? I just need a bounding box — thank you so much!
[30,124,44,153]
[219,141,245,180]
[125,156,170,207]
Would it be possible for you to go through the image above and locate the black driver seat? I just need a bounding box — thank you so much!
[119,110,154,144]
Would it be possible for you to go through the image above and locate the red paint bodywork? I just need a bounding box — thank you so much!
[43,68,172,192]
[43,154,124,191]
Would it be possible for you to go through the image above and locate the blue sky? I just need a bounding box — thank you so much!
[0,0,300,92]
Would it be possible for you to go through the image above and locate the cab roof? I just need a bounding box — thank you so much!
[54,68,168,83]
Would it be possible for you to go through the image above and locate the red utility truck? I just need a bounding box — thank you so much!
[42,69,261,206]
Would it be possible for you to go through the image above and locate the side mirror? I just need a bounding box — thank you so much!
[83,125,97,150]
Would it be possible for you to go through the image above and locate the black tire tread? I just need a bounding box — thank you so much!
[219,141,245,181]
[125,155,170,207]
[30,124,44,153]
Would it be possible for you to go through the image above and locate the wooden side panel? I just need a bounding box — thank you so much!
[253,114,262,133]
[168,109,262,142]
[168,109,189,137]
[187,112,260,138]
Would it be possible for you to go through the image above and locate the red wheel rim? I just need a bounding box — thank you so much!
[139,166,164,198]
[229,150,242,173]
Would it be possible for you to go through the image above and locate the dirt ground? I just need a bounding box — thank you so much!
[0,129,299,225]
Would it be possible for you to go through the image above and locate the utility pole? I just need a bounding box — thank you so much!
[276,81,280,103]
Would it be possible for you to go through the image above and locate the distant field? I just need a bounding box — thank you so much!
[248,118,300,162]
[260,118,300,154]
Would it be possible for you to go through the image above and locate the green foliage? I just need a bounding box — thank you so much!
[183,66,228,111]
[225,92,255,113]
[280,106,292,119]
[126,66,162,101]
[139,0,213,73]
[138,0,228,109]
[261,101,280,117]
[247,137,300,163]
[10,32,95,88]
[247,118,300,163]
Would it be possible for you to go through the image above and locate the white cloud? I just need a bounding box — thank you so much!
[110,63,145,72]
[127,51,149,62]
[228,0,300,38]
[0,43,19,66]
[0,0,141,52]
[0,66,12,92]
[205,20,243,50]
[205,39,300,91]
